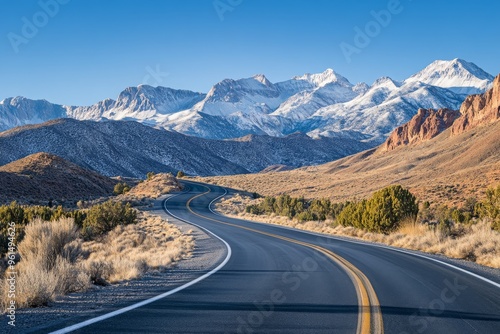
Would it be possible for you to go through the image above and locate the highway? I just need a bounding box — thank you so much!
[49,181,500,333]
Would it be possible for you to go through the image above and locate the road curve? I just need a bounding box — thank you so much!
[49,181,500,333]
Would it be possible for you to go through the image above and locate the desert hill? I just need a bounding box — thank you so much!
[0,152,117,204]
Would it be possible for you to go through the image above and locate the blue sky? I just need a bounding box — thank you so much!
[1,0,499,106]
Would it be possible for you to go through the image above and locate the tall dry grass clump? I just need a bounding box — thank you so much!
[83,214,194,284]
[2,218,89,309]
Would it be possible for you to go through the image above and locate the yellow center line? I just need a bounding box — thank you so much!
[185,189,384,334]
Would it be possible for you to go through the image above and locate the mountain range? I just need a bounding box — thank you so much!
[0,119,369,177]
[0,59,494,144]
[201,74,500,207]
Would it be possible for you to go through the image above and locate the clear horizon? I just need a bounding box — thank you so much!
[1,0,499,106]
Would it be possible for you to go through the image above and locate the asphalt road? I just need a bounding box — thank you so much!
[49,181,500,333]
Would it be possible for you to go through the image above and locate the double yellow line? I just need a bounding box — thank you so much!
[186,189,384,334]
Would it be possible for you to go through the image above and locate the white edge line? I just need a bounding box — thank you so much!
[203,183,500,289]
[50,190,232,334]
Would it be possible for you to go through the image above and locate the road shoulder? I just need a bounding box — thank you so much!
[3,195,227,334]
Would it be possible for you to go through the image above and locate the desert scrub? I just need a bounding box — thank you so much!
[0,212,194,311]
[0,202,86,256]
[82,200,137,239]
[83,214,194,284]
[1,218,89,309]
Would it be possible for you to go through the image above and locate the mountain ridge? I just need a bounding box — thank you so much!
[0,59,494,143]
[0,118,370,177]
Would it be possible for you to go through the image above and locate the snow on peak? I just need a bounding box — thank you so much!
[252,74,273,86]
[405,58,494,95]
[371,76,401,89]
[293,68,352,88]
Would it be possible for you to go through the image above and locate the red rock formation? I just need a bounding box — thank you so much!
[383,108,460,151]
[451,74,500,135]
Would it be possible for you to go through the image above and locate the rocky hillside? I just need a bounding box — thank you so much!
[452,74,500,135]
[0,153,117,204]
[382,108,461,151]
[0,119,369,177]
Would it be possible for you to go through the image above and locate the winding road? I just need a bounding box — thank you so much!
[49,181,500,333]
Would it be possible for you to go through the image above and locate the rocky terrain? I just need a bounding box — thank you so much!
[382,108,461,151]
[0,152,116,204]
[452,74,500,135]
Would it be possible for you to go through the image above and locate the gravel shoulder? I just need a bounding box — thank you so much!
[1,194,227,334]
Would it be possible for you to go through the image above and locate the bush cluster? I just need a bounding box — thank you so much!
[337,185,418,234]
[477,185,500,231]
[246,195,346,222]
[247,185,418,234]
[82,201,137,239]
[0,200,137,255]
[113,182,131,195]
[0,203,86,256]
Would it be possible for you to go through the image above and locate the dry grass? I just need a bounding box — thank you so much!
[216,194,500,268]
[1,213,194,311]
[82,213,194,283]
[119,173,181,201]
[397,218,428,236]
[1,218,89,309]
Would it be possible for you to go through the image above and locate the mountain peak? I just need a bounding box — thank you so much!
[405,58,494,95]
[293,68,351,88]
[252,74,272,86]
[372,76,400,89]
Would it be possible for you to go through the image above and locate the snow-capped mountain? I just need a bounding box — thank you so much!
[307,77,465,142]
[0,59,495,143]
[271,69,359,122]
[404,58,494,96]
[67,85,205,124]
[0,97,67,130]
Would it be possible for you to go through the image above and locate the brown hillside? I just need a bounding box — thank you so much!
[0,152,117,204]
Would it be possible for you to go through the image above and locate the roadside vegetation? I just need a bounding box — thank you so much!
[223,184,500,268]
[0,173,191,310]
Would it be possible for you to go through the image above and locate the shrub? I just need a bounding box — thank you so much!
[113,182,131,195]
[176,171,185,178]
[18,218,81,271]
[82,201,137,239]
[337,185,418,234]
[146,172,156,180]
[477,185,500,231]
